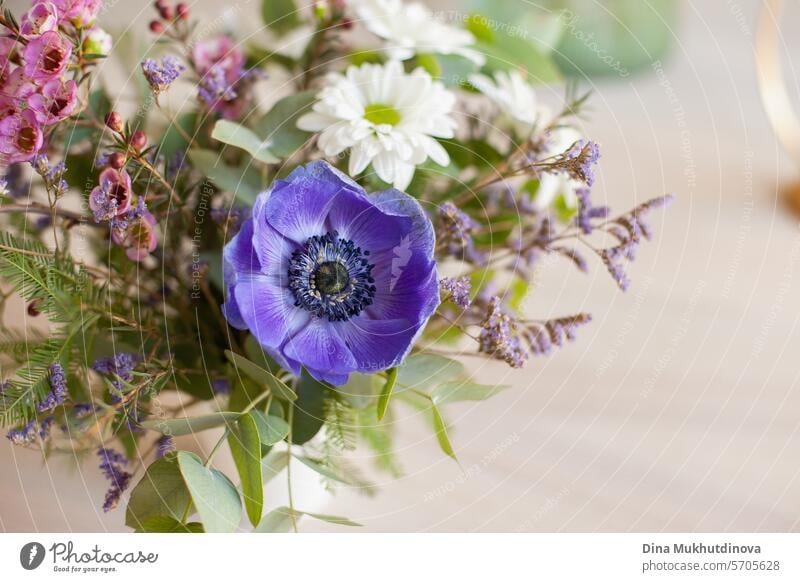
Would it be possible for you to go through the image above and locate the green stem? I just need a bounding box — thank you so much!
[286,392,298,533]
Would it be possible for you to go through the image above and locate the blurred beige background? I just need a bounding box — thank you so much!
[3,0,800,532]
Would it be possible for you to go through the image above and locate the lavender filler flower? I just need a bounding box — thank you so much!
[141,56,185,94]
[37,363,68,412]
[97,447,132,512]
[222,160,439,385]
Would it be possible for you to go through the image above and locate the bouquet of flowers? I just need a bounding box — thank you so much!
[0,0,671,532]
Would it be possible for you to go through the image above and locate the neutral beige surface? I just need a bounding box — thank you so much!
[3,0,800,532]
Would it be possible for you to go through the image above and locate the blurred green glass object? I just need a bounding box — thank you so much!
[466,0,679,78]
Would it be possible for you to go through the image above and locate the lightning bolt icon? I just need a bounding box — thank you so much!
[28,544,38,566]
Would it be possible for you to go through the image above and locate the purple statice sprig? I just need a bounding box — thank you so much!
[155,435,174,459]
[597,195,674,291]
[478,297,528,368]
[439,276,472,309]
[575,187,610,235]
[97,447,132,512]
[198,64,238,107]
[37,363,68,413]
[438,202,485,265]
[521,313,592,356]
[32,155,68,198]
[533,139,601,187]
[142,56,185,94]
[93,352,139,391]
[7,420,38,446]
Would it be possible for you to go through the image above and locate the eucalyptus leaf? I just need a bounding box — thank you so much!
[125,455,193,529]
[431,381,510,406]
[134,516,204,533]
[293,454,351,485]
[139,412,240,436]
[224,350,297,401]
[396,353,468,391]
[229,412,264,527]
[251,409,289,445]
[187,149,261,204]
[177,451,242,533]
[431,404,457,460]
[261,0,302,36]
[211,120,280,163]
[256,506,361,532]
[376,367,398,421]
[291,371,327,444]
[254,91,316,158]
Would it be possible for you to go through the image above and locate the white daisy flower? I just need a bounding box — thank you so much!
[468,70,540,126]
[351,0,485,65]
[297,60,457,190]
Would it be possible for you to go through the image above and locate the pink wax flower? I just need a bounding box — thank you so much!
[113,210,158,261]
[0,108,43,164]
[4,68,39,102]
[20,2,59,38]
[29,78,78,125]
[48,0,101,26]
[89,168,133,222]
[191,36,244,82]
[23,31,72,82]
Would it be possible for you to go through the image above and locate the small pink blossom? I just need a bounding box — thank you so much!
[29,78,78,125]
[113,210,158,261]
[4,68,39,102]
[23,31,72,82]
[191,36,244,84]
[20,2,59,38]
[89,168,133,220]
[0,108,43,164]
[48,0,101,26]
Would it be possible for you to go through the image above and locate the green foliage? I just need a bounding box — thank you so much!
[178,451,242,533]
[0,233,107,425]
[211,120,280,164]
[291,370,327,445]
[254,91,317,159]
[228,412,264,527]
[256,506,361,532]
[187,149,262,205]
[376,367,397,421]
[126,455,193,529]
[134,516,204,533]
[250,409,289,445]
[261,0,303,37]
[225,350,297,401]
[431,403,457,461]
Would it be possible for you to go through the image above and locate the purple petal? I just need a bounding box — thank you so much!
[338,317,418,371]
[263,176,341,244]
[367,253,439,323]
[326,193,413,253]
[283,318,357,376]
[371,188,436,259]
[234,276,308,349]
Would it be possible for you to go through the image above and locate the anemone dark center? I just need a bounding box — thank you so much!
[314,261,350,295]
[288,232,376,322]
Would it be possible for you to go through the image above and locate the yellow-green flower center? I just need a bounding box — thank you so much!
[363,103,401,126]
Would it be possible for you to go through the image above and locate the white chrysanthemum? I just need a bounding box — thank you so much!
[468,70,539,125]
[352,0,485,65]
[297,60,457,190]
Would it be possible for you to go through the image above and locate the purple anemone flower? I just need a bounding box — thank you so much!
[221,161,439,385]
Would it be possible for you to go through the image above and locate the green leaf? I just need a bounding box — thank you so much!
[177,451,242,533]
[376,367,398,421]
[338,373,382,409]
[256,506,361,532]
[156,111,197,160]
[396,354,468,391]
[431,381,510,406]
[250,409,289,445]
[254,91,316,158]
[291,371,327,444]
[293,454,354,485]
[228,412,264,527]
[134,516,204,533]
[187,149,261,204]
[139,412,240,436]
[224,350,297,401]
[125,455,193,529]
[431,404,457,460]
[261,0,302,36]
[211,120,280,163]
